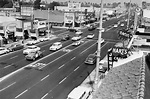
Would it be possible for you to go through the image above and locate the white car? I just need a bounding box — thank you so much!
[120,23,124,27]
[97,38,105,44]
[72,41,81,46]
[39,37,49,42]
[49,42,62,51]
[87,33,95,39]
[71,35,81,41]
[114,24,118,27]
[0,47,9,55]
[23,45,40,55]
[97,28,105,32]
[75,30,83,35]
[26,40,38,45]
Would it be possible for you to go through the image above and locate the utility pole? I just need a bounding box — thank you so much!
[94,0,104,90]
[133,10,138,32]
[127,0,131,29]
[48,8,50,39]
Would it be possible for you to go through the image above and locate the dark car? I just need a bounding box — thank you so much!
[88,25,96,31]
[84,54,96,65]
[25,51,43,61]
[61,34,70,41]
[8,43,24,52]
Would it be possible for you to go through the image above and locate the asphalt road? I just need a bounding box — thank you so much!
[0,15,128,99]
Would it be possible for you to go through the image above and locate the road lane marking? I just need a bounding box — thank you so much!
[59,77,67,84]
[4,64,12,68]
[41,75,49,81]
[74,66,79,71]
[80,42,97,54]
[58,64,65,69]
[41,93,48,99]
[10,55,18,59]
[40,36,109,95]
[71,57,75,60]
[0,82,16,92]
[15,89,28,99]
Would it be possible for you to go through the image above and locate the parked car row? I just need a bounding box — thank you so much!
[25,37,49,45]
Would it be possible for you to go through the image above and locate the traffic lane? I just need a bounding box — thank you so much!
[12,41,97,99]
[0,35,77,78]
[0,40,96,99]
[45,42,116,99]
[0,28,69,61]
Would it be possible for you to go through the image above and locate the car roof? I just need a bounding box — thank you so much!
[68,86,92,99]
[88,54,96,58]
[53,42,61,44]
[27,45,37,48]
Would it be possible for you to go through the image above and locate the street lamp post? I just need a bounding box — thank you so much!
[127,0,131,29]
[94,0,104,89]
[48,8,50,39]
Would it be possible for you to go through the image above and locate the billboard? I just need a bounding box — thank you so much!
[143,9,150,18]
[143,9,150,27]
[21,6,33,16]
[68,3,81,11]
[64,13,74,23]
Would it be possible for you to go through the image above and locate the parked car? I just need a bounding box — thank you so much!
[67,86,92,99]
[39,37,49,42]
[72,41,81,46]
[8,43,24,52]
[120,23,124,27]
[0,47,9,55]
[23,45,40,55]
[88,25,96,31]
[67,27,78,32]
[114,24,118,27]
[25,50,43,61]
[71,35,81,41]
[84,54,96,65]
[49,42,62,51]
[75,30,83,35]
[61,34,70,41]
[25,40,38,45]
[87,33,95,39]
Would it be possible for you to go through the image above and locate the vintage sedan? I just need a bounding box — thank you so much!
[84,54,96,65]
[87,33,95,39]
[71,35,81,41]
[72,41,81,46]
[49,42,62,51]
[25,51,43,61]
[0,47,9,55]
[23,45,40,55]
[8,43,24,52]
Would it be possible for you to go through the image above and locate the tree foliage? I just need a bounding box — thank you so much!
[0,0,12,8]
[34,0,41,9]
[48,1,60,10]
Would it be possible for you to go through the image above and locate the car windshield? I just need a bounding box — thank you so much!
[88,33,93,35]
[52,43,60,46]
[27,46,36,49]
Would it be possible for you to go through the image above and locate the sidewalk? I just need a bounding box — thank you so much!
[80,51,144,98]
